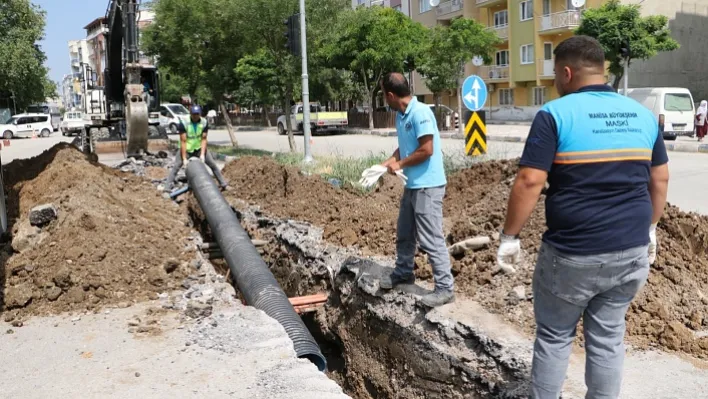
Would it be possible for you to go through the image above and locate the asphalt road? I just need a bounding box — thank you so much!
[0,133,73,164]
[204,128,708,215]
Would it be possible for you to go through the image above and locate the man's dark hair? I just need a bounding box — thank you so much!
[381,72,411,98]
[553,35,605,71]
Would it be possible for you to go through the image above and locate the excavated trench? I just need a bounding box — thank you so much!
[186,195,532,399]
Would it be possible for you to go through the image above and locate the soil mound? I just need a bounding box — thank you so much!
[223,156,708,358]
[1,144,192,319]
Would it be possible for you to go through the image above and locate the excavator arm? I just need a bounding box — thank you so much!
[104,0,148,156]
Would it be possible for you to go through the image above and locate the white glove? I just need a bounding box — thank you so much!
[200,154,205,162]
[648,223,658,264]
[497,233,521,274]
[359,165,407,188]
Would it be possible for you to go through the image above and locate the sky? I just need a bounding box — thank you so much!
[34,0,107,84]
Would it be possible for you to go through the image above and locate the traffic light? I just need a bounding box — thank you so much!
[283,14,301,57]
[619,40,631,59]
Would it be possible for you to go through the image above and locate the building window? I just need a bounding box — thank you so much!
[542,0,550,15]
[499,88,514,106]
[493,10,508,27]
[496,50,509,66]
[543,42,553,60]
[520,44,534,64]
[520,0,534,21]
[420,0,432,13]
[533,87,546,106]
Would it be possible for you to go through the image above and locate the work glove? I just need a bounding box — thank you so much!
[359,165,407,188]
[648,223,658,265]
[200,154,205,163]
[496,233,521,274]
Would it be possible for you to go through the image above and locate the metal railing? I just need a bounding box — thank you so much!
[487,24,508,40]
[539,10,582,31]
[437,0,463,16]
[537,59,554,77]
[478,65,510,80]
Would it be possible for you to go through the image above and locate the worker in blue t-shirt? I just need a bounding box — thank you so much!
[496,36,669,398]
[377,72,454,308]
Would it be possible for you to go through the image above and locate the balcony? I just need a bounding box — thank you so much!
[476,0,506,7]
[487,24,508,41]
[539,11,582,34]
[537,59,554,78]
[479,65,509,81]
[437,0,463,19]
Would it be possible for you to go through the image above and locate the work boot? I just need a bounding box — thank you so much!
[379,272,415,290]
[420,289,455,308]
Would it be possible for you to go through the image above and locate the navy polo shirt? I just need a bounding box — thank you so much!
[520,85,669,255]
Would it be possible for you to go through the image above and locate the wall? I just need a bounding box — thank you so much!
[627,1,708,102]
[509,0,536,82]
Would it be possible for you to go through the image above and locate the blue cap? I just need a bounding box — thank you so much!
[190,105,202,115]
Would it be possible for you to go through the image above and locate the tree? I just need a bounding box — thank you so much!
[0,0,54,111]
[575,0,679,90]
[320,6,428,129]
[143,0,245,146]
[418,18,500,135]
[234,49,282,127]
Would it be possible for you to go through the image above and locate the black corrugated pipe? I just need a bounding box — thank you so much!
[186,161,327,372]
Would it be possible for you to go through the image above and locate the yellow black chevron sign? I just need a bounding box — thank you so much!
[465,111,487,156]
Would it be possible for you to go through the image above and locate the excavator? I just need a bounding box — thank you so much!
[81,0,168,157]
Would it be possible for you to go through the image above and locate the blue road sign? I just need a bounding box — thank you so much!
[462,75,488,112]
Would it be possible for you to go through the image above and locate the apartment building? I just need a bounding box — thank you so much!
[84,18,108,86]
[66,39,90,110]
[352,0,411,15]
[411,0,604,120]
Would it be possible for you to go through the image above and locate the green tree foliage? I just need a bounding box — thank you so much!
[142,0,243,102]
[319,6,427,129]
[575,0,679,90]
[0,0,54,111]
[418,18,499,133]
[234,49,281,126]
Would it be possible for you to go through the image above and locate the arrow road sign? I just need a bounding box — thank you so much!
[462,75,488,112]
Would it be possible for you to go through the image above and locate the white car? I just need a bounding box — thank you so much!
[0,113,53,139]
[61,111,85,136]
[159,103,191,134]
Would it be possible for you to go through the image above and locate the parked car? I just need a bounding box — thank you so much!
[61,111,85,136]
[159,103,191,134]
[375,104,459,129]
[624,87,695,141]
[26,103,61,131]
[277,103,348,135]
[0,113,53,139]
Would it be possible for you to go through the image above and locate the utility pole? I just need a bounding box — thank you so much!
[299,0,313,163]
[620,40,630,96]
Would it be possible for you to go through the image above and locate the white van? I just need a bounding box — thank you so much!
[158,103,191,134]
[624,87,695,141]
[0,114,53,139]
[26,104,62,131]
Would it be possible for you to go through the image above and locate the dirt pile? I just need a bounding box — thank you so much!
[223,156,708,358]
[1,143,193,319]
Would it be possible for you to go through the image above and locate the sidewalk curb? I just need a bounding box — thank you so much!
[343,129,708,154]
